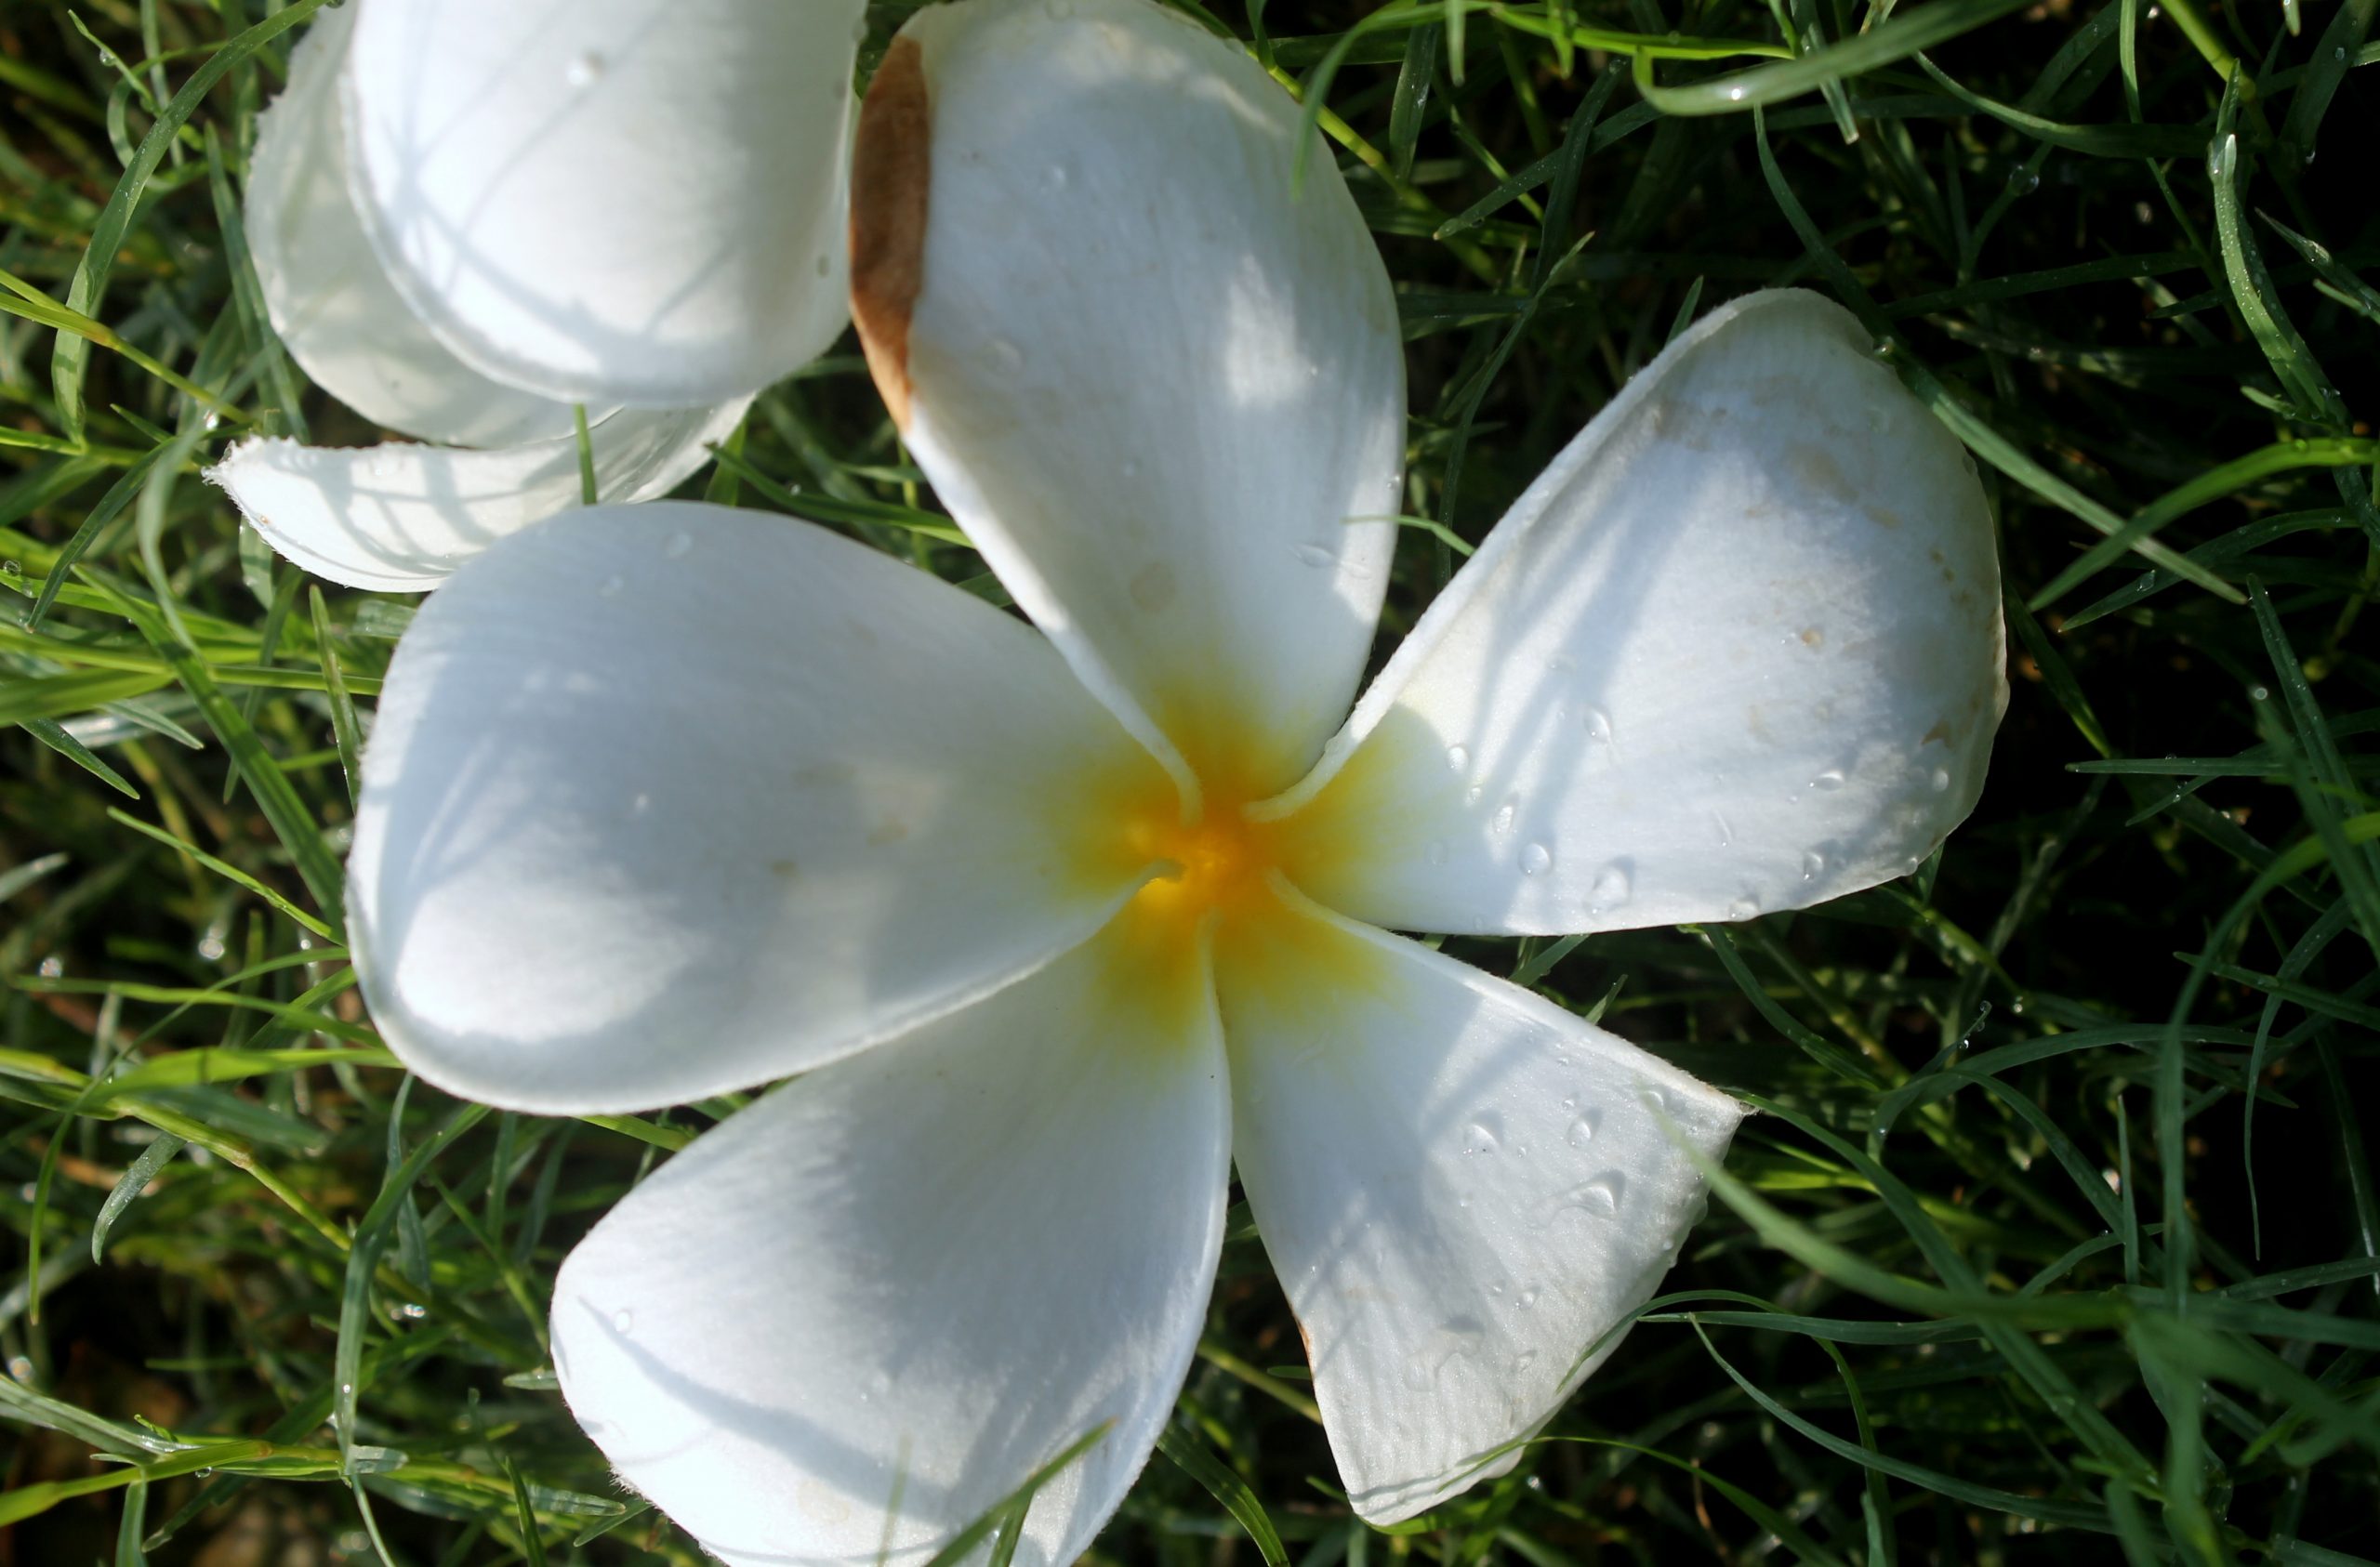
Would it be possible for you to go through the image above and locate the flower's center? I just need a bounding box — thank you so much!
[1119,791,1280,936]
[1068,747,1388,1039]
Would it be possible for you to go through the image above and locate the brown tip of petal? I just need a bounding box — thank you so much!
[851,35,930,431]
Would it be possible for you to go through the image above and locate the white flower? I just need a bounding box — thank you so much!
[346,0,2008,1561]
[207,0,863,590]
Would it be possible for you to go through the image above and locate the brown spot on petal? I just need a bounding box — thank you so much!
[851,35,930,430]
[1921,719,1953,746]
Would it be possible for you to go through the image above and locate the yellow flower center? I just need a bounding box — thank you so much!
[1060,743,1380,1047]
[1123,796,1277,931]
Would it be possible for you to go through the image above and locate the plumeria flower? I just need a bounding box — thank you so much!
[208,0,863,590]
[347,0,2006,1560]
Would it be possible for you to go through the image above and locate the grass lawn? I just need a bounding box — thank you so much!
[3,0,2377,1562]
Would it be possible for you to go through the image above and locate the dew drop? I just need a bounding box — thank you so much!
[1516,1286,1540,1309]
[612,1309,634,1334]
[1565,1113,1599,1148]
[1511,1349,1540,1374]
[1490,798,1517,835]
[664,531,694,560]
[629,792,652,815]
[1589,863,1632,910]
[1519,842,1553,876]
[598,574,624,598]
[1726,893,1762,921]
[565,51,604,88]
[1580,705,1613,744]
[1810,769,1846,791]
[984,336,1025,374]
[1563,1175,1626,1218]
[1462,1113,1503,1154]
[1464,784,1484,806]
[1929,766,1952,792]
[1425,837,1449,866]
[1801,849,1826,880]
[1293,541,1336,569]
[1446,743,1470,771]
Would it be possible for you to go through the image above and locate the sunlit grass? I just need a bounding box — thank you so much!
[3,0,2376,1563]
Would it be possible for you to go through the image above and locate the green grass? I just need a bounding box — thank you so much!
[3,0,2377,1562]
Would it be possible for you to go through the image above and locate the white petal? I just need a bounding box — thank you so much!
[553,918,1230,1567]
[1218,886,1743,1523]
[853,0,1403,798]
[349,502,1172,1113]
[243,5,599,448]
[1271,291,2007,934]
[343,0,858,407]
[206,400,747,591]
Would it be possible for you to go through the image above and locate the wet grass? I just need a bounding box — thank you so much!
[2,0,2377,1563]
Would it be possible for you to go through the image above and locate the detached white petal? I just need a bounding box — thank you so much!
[1220,887,1743,1523]
[345,0,860,408]
[1276,291,2007,934]
[245,5,594,449]
[206,400,748,592]
[852,0,1404,797]
[553,918,1230,1567]
[350,502,1171,1113]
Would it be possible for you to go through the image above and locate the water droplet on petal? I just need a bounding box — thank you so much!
[1516,1287,1540,1309]
[1519,842,1553,876]
[1589,863,1631,911]
[1463,1113,1502,1154]
[1563,1175,1626,1218]
[1565,1113,1599,1148]
[1490,799,1517,835]
[1930,766,1952,792]
[565,51,604,88]
[1801,849,1826,880]
[612,1309,633,1334]
[1726,893,1763,921]
[598,574,624,598]
[1425,837,1449,866]
[1811,769,1846,791]
[1580,705,1613,744]
[664,531,693,560]
[1446,744,1470,771]
[984,336,1025,374]
[1293,541,1336,569]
